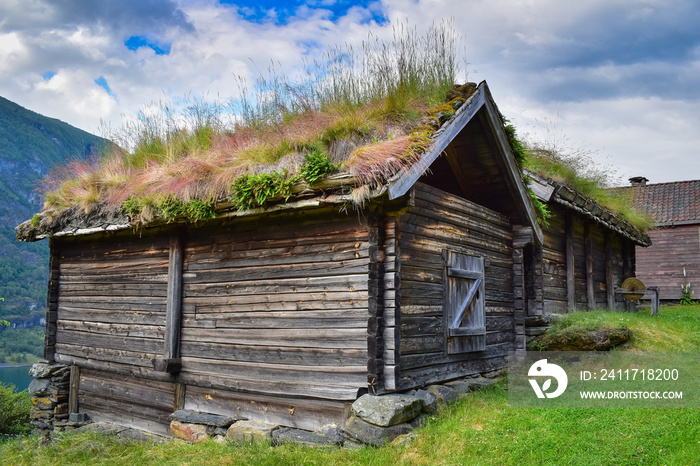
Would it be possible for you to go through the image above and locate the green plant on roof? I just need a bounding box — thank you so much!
[521,130,653,232]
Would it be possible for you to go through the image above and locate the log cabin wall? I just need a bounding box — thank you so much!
[537,204,631,314]
[53,231,174,434]
[50,209,390,433]
[396,183,515,391]
[178,212,374,429]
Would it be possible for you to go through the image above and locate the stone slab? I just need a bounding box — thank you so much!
[171,420,210,443]
[169,409,239,428]
[351,394,422,427]
[344,416,412,446]
[226,420,278,443]
[272,427,338,447]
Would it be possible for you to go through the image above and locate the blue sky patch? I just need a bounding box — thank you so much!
[94,76,114,97]
[125,35,171,55]
[42,71,56,81]
[220,0,387,25]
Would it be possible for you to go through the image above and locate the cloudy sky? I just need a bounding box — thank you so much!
[1,0,698,185]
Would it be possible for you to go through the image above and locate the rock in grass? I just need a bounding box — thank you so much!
[344,416,413,446]
[427,384,460,405]
[351,394,422,427]
[272,427,339,447]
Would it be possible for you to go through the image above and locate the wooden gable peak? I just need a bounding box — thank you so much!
[386,81,543,244]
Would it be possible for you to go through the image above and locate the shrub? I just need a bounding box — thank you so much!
[0,383,31,437]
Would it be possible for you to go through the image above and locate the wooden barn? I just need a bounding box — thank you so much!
[17,81,648,436]
[623,178,700,301]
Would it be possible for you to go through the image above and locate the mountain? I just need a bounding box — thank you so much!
[0,96,109,320]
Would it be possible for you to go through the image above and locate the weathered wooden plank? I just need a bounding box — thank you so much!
[59,283,169,297]
[178,370,360,400]
[45,239,61,361]
[183,260,369,283]
[184,274,370,296]
[56,329,163,354]
[56,343,159,367]
[412,182,511,228]
[59,295,167,306]
[69,365,79,414]
[408,202,514,243]
[79,372,174,411]
[185,290,369,307]
[185,385,346,431]
[398,349,511,390]
[180,341,367,366]
[59,308,166,326]
[180,327,366,349]
[565,213,576,311]
[76,402,171,437]
[186,241,369,271]
[401,220,513,257]
[57,320,165,339]
[585,222,596,310]
[164,231,184,366]
[186,313,369,330]
[55,353,177,383]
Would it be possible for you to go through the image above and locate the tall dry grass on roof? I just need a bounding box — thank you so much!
[39,20,465,224]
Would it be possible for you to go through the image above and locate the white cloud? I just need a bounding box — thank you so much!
[0,0,698,184]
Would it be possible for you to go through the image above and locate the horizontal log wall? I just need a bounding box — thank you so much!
[54,233,170,376]
[180,213,371,401]
[397,183,514,390]
[78,368,175,436]
[636,225,700,300]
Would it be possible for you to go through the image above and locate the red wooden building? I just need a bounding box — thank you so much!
[625,178,700,302]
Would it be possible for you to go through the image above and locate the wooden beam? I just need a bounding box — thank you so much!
[69,365,80,413]
[158,230,184,373]
[585,222,596,310]
[480,93,543,245]
[605,232,615,310]
[174,383,186,411]
[44,239,62,362]
[565,214,575,311]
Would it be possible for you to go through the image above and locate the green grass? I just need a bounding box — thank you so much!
[2,306,699,465]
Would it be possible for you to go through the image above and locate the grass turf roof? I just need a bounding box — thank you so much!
[22,83,474,237]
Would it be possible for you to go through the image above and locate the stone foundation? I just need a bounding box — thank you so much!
[169,373,501,447]
[28,361,90,435]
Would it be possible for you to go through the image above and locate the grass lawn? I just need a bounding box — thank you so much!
[2,304,699,465]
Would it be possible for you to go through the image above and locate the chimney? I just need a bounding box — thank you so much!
[629,176,648,187]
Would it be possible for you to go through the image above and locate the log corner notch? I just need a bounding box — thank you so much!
[367,213,385,395]
[154,229,185,374]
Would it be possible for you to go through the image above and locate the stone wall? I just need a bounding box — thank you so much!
[28,361,89,435]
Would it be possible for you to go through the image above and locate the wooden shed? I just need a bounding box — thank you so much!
[527,173,651,316]
[18,81,647,436]
[624,178,700,301]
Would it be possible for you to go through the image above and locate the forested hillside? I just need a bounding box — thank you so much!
[0,96,108,326]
